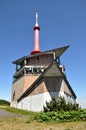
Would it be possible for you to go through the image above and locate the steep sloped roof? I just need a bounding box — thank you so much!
[42,61,64,77]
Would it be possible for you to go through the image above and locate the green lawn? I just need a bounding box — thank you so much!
[0,106,86,130]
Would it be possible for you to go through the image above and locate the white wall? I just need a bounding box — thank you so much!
[11,92,76,112]
[17,93,44,112]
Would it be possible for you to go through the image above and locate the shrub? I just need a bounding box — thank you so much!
[57,96,66,111]
[44,97,58,112]
[37,109,86,122]
[38,97,85,122]
[43,96,79,112]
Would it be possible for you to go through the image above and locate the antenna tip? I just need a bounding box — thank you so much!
[36,8,38,12]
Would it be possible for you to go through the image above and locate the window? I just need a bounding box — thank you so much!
[13,91,15,100]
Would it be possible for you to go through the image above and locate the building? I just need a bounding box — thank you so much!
[11,11,77,112]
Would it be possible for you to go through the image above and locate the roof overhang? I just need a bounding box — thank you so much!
[12,45,69,64]
[44,45,69,59]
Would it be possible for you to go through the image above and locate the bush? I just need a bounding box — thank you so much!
[37,109,86,122]
[44,97,58,112]
[43,96,79,112]
[38,96,86,122]
[57,96,66,111]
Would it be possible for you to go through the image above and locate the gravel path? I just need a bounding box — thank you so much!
[0,109,18,117]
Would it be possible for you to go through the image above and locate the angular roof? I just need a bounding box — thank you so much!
[17,60,76,102]
[13,46,69,64]
[42,61,64,77]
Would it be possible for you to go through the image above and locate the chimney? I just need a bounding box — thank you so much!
[31,10,41,54]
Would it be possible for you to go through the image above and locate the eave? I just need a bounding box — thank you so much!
[12,45,69,65]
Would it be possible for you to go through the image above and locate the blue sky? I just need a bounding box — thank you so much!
[0,0,86,108]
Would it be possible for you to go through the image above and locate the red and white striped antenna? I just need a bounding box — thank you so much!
[31,10,41,54]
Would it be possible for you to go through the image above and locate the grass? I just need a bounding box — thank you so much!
[0,106,86,130]
[1,106,36,115]
[0,117,86,130]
